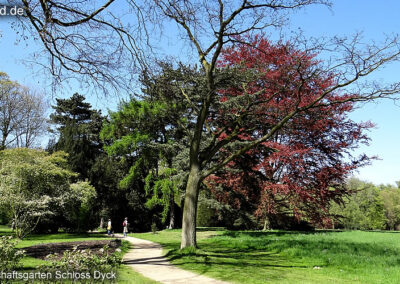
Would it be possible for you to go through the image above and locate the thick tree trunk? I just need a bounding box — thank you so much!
[181,164,201,249]
[180,67,212,249]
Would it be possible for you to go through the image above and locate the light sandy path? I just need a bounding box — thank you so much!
[119,235,231,284]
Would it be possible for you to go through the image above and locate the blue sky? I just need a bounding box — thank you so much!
[0,0,399,185]
[288,0,400,185]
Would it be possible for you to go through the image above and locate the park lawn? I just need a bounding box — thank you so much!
[0,224,12,233]
[0,225,156,283]
[118,265,159,284]
[132,229,400,284]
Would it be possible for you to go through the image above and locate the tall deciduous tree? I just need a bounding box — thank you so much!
[0,149,75,238]
[0,72,47,149]
[205,37,374,228]
[14,0,148,94]
[142,2,400,248]
[0,72,20,149]
[380,183,400,230]
[330,178,386,230]
[15,1,400,248]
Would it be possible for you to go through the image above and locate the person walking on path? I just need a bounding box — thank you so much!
[123,217,128,237]
[107,219,112,236]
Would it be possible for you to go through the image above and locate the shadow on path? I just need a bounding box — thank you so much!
[119,234,231,284]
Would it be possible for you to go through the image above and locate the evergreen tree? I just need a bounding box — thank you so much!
[48,93,109,231]
[101,65,198,228]
[49,93,104,179]
[50,93,165,232]
[101,97,187,229]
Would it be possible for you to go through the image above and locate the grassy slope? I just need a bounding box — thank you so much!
[0,225,157,284]
[133,229,400,284]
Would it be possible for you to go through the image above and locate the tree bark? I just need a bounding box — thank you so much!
[168,195,175,229]
[181,163,201,248]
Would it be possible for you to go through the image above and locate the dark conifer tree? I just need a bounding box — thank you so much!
[49,93,104,179]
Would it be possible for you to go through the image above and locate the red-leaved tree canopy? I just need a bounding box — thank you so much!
[205,35,373,227]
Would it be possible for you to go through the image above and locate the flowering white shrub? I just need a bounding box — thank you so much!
[41,245,122,276]
[0,236,25,271]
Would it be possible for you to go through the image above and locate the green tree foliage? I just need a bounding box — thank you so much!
[49,93,104,179]
[0,148,97,236]
[0,208,8,225]
[87,155,136,230]
[380,183,400,230]
[144,169,174,220]
[101,92,188,228]
[48,93,121,231]
[331,179,386,230]
[49,93,157,232]
[64,181,97,232]
[0,149,74,238]
[101,64,209,228]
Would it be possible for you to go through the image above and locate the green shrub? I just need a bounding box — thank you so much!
[41,245,122,277]
[0,236,25,271]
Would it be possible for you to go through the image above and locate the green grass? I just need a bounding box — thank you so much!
[132,229,400,284]
[118,265,159,284]
[0,224,12,233]
[16,232,109,248]
[0,225,157,283]
[0,225,110,271]
[5,224,400,283]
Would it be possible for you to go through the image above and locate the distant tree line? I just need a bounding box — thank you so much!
[330,178,400,231]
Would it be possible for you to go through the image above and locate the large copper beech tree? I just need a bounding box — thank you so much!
[206,36,374,228]
[16,0,400,248]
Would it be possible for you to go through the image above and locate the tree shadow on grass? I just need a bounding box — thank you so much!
[214,231,400,259]
[161,230,400,283]
[164,247,310,283]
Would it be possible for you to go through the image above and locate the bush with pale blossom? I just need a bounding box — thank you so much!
[0,236,25,271]
[40,245,122,277]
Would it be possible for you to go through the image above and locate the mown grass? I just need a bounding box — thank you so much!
[0,225,156,283]
[132,229,400,284]
[0,224,12,233]
[118,265,159,284]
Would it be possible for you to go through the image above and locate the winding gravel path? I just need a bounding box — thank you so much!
[119,235,231,284]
